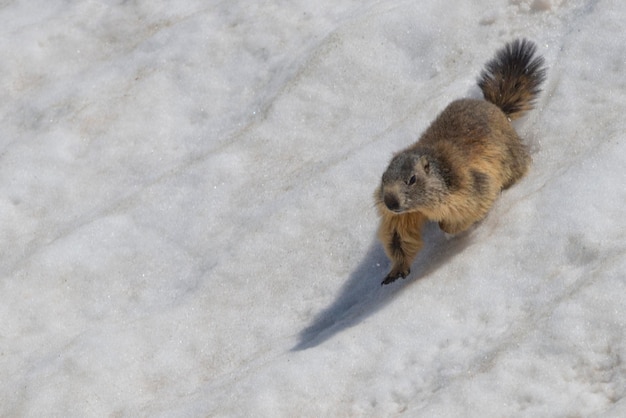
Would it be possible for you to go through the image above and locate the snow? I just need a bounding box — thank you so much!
[1,0,625,416]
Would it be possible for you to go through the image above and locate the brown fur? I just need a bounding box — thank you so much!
[376,39,546,285]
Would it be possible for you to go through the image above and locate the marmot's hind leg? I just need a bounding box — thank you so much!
[501,134,531,190]
[438,183,500,235]
[439,220,472,235]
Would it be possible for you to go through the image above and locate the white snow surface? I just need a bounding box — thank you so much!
[1,0,626,416]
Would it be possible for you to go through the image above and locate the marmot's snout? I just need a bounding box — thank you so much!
[383,192,400,212]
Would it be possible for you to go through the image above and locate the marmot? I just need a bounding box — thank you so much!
[375,39,546,285]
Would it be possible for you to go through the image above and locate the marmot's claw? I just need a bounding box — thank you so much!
[381,275,396,286]
[381,268,410,286]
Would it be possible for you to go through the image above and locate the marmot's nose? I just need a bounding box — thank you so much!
[384,193,400,211]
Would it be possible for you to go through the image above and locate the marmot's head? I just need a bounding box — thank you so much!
[378,151,449,213]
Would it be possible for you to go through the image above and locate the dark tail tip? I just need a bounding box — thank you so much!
[477,39,547,119]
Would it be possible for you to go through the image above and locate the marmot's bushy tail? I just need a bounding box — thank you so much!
[478,39,546,120]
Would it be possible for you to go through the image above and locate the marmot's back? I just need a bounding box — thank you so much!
[478,39,546,120]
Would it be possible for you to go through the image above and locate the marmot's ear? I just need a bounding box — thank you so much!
[418,155,430,174]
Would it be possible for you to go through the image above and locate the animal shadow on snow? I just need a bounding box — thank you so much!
[292,221,472,351]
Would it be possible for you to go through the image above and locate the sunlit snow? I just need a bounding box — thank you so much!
[1,0,625,416]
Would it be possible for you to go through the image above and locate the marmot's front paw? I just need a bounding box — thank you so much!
[381,268,410,286]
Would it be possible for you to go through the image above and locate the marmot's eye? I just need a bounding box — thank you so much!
[407,175,416,186]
